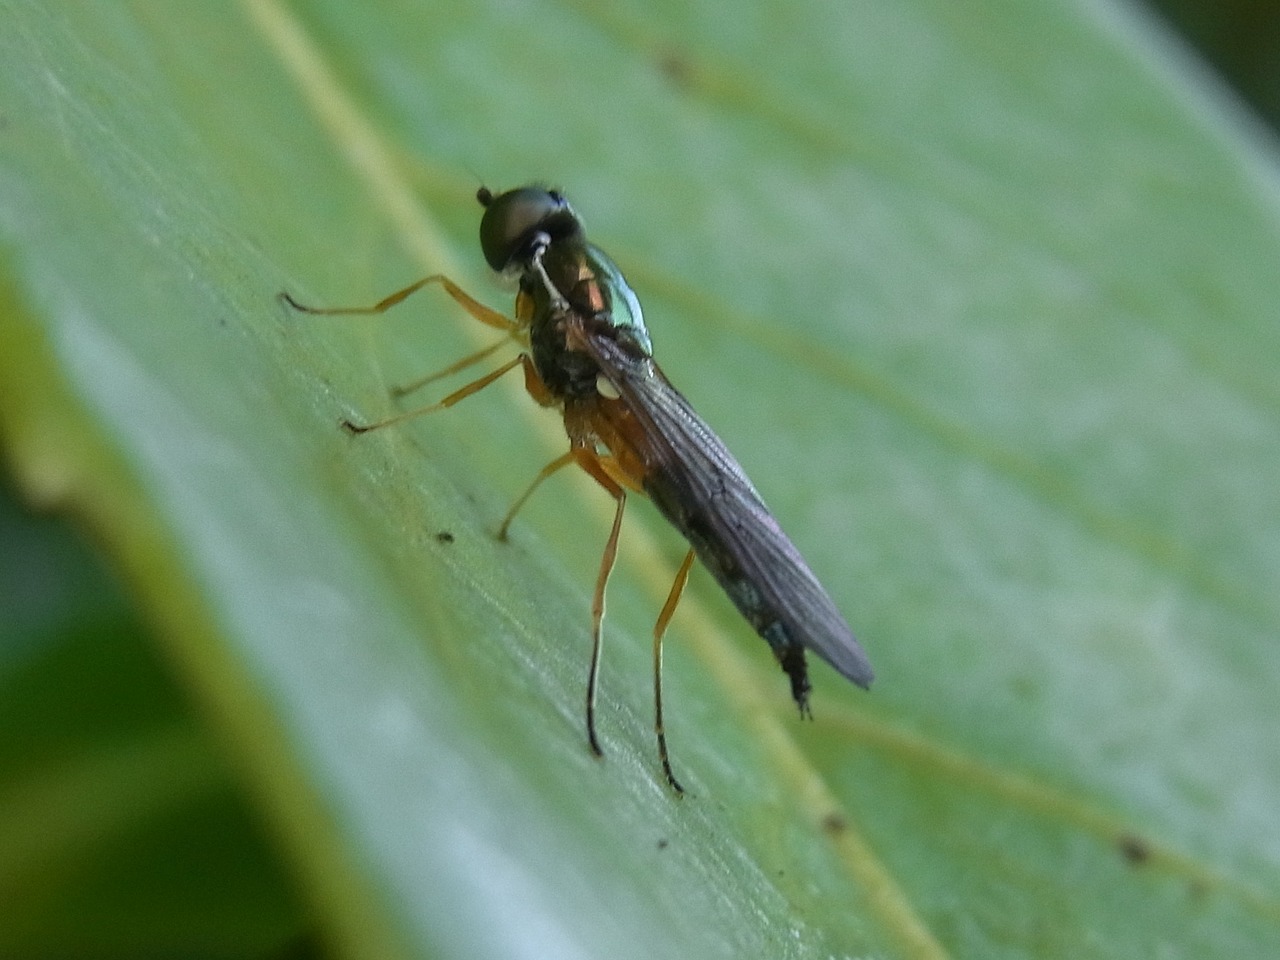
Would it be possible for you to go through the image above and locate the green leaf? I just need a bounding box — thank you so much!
[2,0,1278,957]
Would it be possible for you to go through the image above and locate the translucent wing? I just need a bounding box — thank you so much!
[581,333,874,695]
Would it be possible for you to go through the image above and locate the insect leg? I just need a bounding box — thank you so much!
[281,274,518,332]
[392,338,511,399]
[342,354,523,434]
[652,547,696,795]
[493,352,615,538]
[496,449,577,541]
[571,450,628,760]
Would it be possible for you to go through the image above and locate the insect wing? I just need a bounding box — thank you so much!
[585,335,874,689]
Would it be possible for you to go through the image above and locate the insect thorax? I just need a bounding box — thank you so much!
[526,242,652,401]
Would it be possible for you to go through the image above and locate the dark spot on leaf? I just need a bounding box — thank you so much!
[821,812,847,835]
[657,49,693,87]
[436,531,455,544]
[1117,832,1152,865]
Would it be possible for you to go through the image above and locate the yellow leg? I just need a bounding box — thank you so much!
[342,354,523,434]
[390,338,512,399]
[653,548,695,794]
[497,450,577,540]
[570,449,629,761]
[281,274,518,332]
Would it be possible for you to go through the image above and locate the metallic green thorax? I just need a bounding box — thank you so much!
[525,237,653,399]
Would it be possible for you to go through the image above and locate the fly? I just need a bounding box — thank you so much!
[282,186,874,793]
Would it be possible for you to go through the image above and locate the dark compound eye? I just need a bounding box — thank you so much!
[477,186,583,272]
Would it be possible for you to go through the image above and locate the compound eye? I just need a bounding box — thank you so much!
[478,187,580,271]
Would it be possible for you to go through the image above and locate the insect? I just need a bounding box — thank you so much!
[282,186,874,792]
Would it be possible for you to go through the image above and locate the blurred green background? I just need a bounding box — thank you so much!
[1147,0,1280,129]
